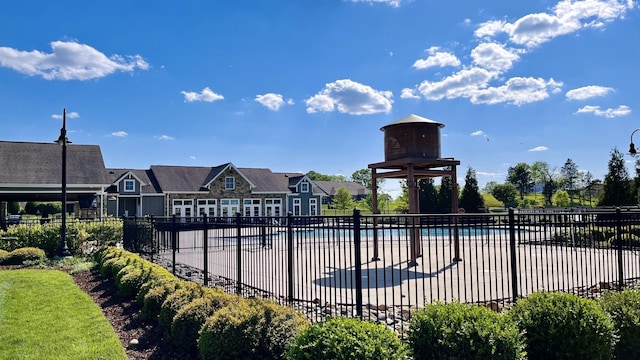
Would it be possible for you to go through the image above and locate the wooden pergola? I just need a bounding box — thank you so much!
[369,157,461,266]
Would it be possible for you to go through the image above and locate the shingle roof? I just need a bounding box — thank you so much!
[149,165,218,192]
[240,169,301,193]
[313,180,370,196]
[0,141,109,185]
[105,168,162,194]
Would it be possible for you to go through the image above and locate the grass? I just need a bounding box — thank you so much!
[0,269,127,360]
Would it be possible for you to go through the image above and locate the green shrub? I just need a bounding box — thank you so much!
[284,317,407,360]
[141,279,184,322]
[599,289,640,360]
[609,233,640,248]
[170,289,237,351]
[100,253,142,279]
[135,265,175,305]
[253,298,309,359]
[116,263,155,299]
[0,249,9,264]
[158,282,207,332]
[407,301,525,360]
[508,291,615,360]
[4,247,46,265]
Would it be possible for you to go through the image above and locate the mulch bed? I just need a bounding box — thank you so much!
[71,270,197,360]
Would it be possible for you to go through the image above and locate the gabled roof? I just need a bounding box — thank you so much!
[105,168,162,194]
[241,169,302,193]
[313,181,370,197]
[0,141,109,185]
[203,163,256,189]
[149,165,216,192]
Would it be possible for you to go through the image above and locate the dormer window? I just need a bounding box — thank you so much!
[124,179,135,192]
[225,177,235,190]
[301,182,309,193]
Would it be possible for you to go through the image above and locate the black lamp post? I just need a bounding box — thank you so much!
[55,108,72,257]
[629,128,640,156]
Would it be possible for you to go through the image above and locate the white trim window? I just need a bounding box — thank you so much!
[172,199,193,218]
[197,199,217,217]
[300,182,309,193]
[124,179,135,192]
[265,198,282,217]
[243,198,261,217]
[309,198,318,216]
[221,199,240,217]
[225,177,235,190]
[293,198,301,216]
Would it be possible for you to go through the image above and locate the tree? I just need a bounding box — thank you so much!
[459,167,484,213]
[599,148,635,206]
[507,163,533,200]
[418,178,438,214]
[395,181,409,213]
[331,187,355,210]
[7,201,20,215]
[306,171,347,182]
[437,174,454,213]
[561,159,580,204]
[351,169,371,189]
[482,181,498,194]
[553,190,571,207]
[357,193,392,213]
[491,183,518,208]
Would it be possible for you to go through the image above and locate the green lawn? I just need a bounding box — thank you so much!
[0,269,127,360]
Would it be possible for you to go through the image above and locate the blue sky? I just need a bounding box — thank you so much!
[1,0,638,198]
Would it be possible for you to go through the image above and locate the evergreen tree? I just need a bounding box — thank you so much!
[331,187,355,210]
[7,201,21,215]
[459,167,484,213]
[599,148,635,206]
[507,163,534,200]
[418,178,438,213]
[437,173,454,213]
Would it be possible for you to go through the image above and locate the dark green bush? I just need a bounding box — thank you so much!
[170,289,237,351]
[158,282,207,333]
[100,253,142,279]
[141,279,184,322]
[608,233,640,248]
[135,265,175,305]
[407,301,525,360]
[599,289,640,360]
[253,298,309,359]
[4,247,46,265]
[508,291,615,360]
[116,263,154,299]
[284,316,407,360]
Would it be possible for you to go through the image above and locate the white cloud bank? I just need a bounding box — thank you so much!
[0,41,148,80]
[111,131,128,137]
[529,146,549,152]
[255,93,294,111]
[566,85,614,100]
[51,112,80,119]
[346,0,402,7]
[575,105,631,118]
[157,135,174,141]
[305,79,393,115]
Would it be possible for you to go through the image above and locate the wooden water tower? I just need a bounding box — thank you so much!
[368,114,460,265]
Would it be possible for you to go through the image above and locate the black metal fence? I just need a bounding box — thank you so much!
[123,207,640,333]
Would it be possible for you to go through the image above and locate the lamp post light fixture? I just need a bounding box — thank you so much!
[629,128,640,156]
[55,108,72,257]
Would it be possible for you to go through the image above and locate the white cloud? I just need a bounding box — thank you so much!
[471,130,484,136]
[469,77,563,105]
[255,93,290,111]
[416,67,496,101]
[189,155,196,160]
[413,47,461,70]
[575,105,631,117]
[400,88,420,99]
[470,42,520,73]
[346,0,402,7]
[157,135,174,140]
[181,87,224,102]
[111,131,128,137]
[566,85,614,100]
[0,41,148,80]
[476,171,503,177]
[51,111,80,119]
[529,146,549,152]
[305,79,393,115]
[475,0,634,48]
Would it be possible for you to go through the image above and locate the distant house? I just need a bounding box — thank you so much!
[0,141,110,224]
[0,140,345,221]
[104,163,324,218]
[313,180,370,205]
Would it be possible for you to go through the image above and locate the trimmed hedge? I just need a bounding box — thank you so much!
[284,316,406,360]
[0,249,10,264]
[141,279,184,322]
[158,282,208,333]
[2,247,47,265]
[599,289,640,360]
[199,298,309,360]
[407,301,525,360]
[508,291,615,360]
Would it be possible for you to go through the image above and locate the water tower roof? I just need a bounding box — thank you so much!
[381,114,445,131]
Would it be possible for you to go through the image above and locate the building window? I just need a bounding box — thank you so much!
[293,198,301,216]
[197,199,217,217]
[301,182,309,193]
[124,179,135,192]
[225,177,235,190]
[309,198,318,216]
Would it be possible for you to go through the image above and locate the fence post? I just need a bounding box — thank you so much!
[171,214,177,275]
[236,212,242,296]
[353,209,363,319]
[287,211,294,303]
[203,214,208,287]
[508,208,518,303]
[616,207,624,290]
